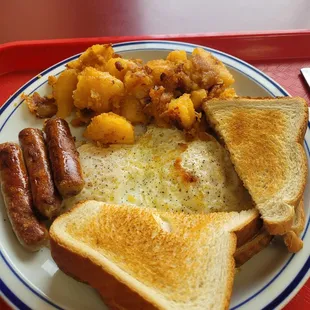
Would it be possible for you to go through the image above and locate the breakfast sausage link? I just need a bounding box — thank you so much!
[19,128,62,219]
[44,118,85,198]
[0,143,48,251]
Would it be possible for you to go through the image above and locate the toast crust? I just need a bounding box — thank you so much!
[283,231,303,253]
[50,202,162,309]
[262,203,295,235]
[234,216,263,248]
[204,97,308,235]
[50,201,258,310]
[234,199,305,263]
[50,238,159,310]
[234,229,273,267]
[51,232,239,310]
[283,199,305,252]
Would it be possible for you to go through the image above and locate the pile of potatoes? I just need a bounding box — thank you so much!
[46,44,236,144]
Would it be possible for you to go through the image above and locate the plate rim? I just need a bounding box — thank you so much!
[0,40,309,310]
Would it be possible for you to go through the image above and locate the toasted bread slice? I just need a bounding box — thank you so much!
[283,198,305,252]
[234,213,262,248]
[203,97,308,235]
[50,201,258,310]
[235,198,305,264]
[234,229,273,267]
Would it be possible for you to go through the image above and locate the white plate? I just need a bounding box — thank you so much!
[0,41,309,310]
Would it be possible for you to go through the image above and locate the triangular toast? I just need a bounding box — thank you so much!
[50,201,258,310]
[204,97,308,235]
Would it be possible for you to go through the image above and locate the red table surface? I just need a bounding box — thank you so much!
[0,33,309,309]
[1,0,310,44]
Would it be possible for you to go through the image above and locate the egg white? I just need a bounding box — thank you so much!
[64,126,253,213]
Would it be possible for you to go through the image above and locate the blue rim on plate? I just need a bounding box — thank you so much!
[0,40,309,310]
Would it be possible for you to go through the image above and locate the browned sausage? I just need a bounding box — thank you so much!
[0,143,48,251]
[19,128,62,219]
[44,118,84,198]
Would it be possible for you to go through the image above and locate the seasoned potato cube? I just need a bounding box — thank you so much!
[146,59,194,92]
[66,59,80,70]
[73,67,124,113]
[207,85,237,99]
[191,89,207,110]
[120,96,147,124]
[52,69,78,118]
[164,93,196,129]
[218,88,237,99]
[166,50,187,62]
[71,109,96,127]
[84,112,134,144]
[106,57,140,81]
[23,92,57,118]
[48,75,57,86]
[147,87,174,127]
[67,44,114,71]
[191,48,234,87]
[124,70,153,99]
[146,59,174,85]
[191,113,210,136]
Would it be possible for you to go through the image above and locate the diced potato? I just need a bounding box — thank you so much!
[218,88,237,99]
[53,69,78,118]
[124,70,153,99]
[110,98,122,115]
[23,92,57,118]
[71,109,96,127]
[146,59,174,85]
[67,44,114,71]
[191,48,235,88]
[66,59,80,70]
[48,75,57,86]
[84,112,134,144]
[166,50,187,62]
[207,85,237,99]
[106,57,140,81]
[120,96,147,124]
[147,87,174,127]
[73,67,124,113]
[164,93,196,129]
[146,59,194,93]
[45,44,238,139]
[191,113,210,135]
[191,89,207,110]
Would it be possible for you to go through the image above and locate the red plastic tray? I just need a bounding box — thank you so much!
[0,32,310,310]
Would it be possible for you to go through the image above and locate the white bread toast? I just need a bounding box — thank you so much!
[234,228,272,267]
[283,199,305,252]
[203,97,308,236]
[235,198,305,265]
[50,201,258,310]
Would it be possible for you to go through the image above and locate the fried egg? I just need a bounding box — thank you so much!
[64,126,253,213]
